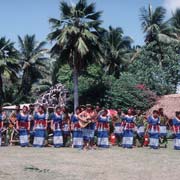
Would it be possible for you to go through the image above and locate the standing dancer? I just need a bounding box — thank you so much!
[16,106,30,147]
[96,110,110,148]
[147,110,160,149]
[33,105,47,147]
[71,107,83,148]
[158,108,168,148]
[0,106,5,146]
[122,109,135,148]
[78,104,97,150]
[51,107,63,148]
[172,111,180,150]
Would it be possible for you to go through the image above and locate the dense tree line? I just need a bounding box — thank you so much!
[0,1,180,112]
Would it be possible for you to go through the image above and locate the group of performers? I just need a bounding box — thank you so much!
[0,104,180,150]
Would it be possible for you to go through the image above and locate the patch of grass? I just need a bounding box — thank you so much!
[24,165,50,173]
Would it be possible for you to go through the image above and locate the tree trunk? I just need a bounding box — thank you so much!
[21,68,31,96]
[0,73,4,105]
[73,65,79,112]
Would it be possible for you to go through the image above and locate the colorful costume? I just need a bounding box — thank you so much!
[52,113,63,148]
[97,115,109,148]
[122,115,135,148]
[0,113,3,146]
[17,113,29,147]
[33,112,47,147]
[147,116,160,149]
[172,118,180,150]
[71,114,83,148]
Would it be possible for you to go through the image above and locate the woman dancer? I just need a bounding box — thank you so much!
[96,110,110,148]
[147,110,160,149]
[172,111,180,150]
[71,107,83,148]
[51,107,63,148]
[16,106,30,147]
[33,105,47,147]
[122,109,135,148]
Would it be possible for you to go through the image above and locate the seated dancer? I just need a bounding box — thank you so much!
[147,110,160,149]
[158,108,168,148]
[113,108,124,146]
[172,111,180,150]
[78,104,97,150]
[71,107,83,148]
[96,109,110,148]
[0,106,5,146]
[16,106,30,147]
[134,110,146,147]
[122,108,135,148]
[51,107,63,148]
[33,105,47,147]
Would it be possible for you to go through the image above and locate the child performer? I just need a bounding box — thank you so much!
[0,106,5,146]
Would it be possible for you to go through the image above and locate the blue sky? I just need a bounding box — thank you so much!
[0,0,180,47]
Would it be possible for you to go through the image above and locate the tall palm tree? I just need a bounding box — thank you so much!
[48,0,103,110]
[18,34,48,97]
[0,37,19,104]
[103,26,133,78]
[140,4,172,43]
[170,8,180,39]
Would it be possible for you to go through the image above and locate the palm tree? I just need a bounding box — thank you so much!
[48,0,103,111]
[18,34,48,98]
[0,37,19,105]
[140,4,172,43]
[170,8,180,39]
[103,26,134,78]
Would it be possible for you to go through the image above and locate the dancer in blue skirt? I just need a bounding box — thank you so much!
[33,105,47,147]
[172,111,180,150]
[16,106,30,147]
[71,107,83,148]
[97,110,110,148]
[147,110,160,149]
[122,109,135,148]
[51,106,63,148]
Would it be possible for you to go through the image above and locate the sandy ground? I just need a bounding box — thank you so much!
[0,141,180,180]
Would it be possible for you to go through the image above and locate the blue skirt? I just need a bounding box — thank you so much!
[53,129,63,148]
[122,130,133,148]
[19,128,29,147]
[33,127,46,147]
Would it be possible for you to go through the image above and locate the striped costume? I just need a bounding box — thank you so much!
[122,115,135,148]
[71,114,83,148]
[97,115,109,148]
[172,118,180,150]
[147,116,160,149]
[52,113,63,148]
[33,112,47,147]
[17,113,29,147]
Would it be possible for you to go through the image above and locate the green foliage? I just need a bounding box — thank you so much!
[103,73,157,111]
[129,40,180,95]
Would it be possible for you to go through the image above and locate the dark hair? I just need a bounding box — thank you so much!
[153,110,159,114]
[176,111,180,117]
[23,105,29,111]
[55,106,61,111]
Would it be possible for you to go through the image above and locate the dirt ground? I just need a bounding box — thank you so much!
[0,141,180,180]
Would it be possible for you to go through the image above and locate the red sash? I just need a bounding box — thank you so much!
[35,120,46,126]
[96,122,108,129]
[148,124,160,132]
[18,122,28,129]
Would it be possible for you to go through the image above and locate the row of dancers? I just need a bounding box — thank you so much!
[0,104,180,150]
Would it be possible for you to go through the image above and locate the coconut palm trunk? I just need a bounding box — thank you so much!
[73,65,79,112]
